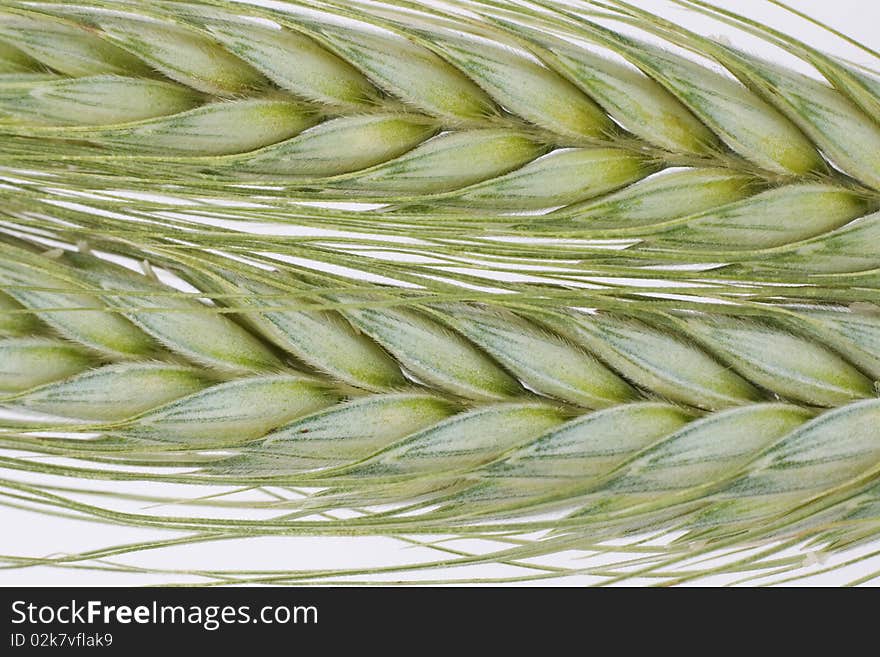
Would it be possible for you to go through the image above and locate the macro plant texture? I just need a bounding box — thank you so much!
[0,0,878,586]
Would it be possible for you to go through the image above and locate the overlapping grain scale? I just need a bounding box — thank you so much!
[432,304,636,407]
[0,40,41,73]
[182,269,407,392]
[448,11,720,156]
[553,168,756,228]
[7,2,496,131]
[84,9,270,96]
[319,129,547,194]
[0,6,425,160]
[0,6,779,165]
[202,17,381,108]
[289,16,499,124]
[243,401,879,534]
[1,248,878,534]
[0,75,204,126]
[427,403,694,517]
[634,184,872,250]
[7,0,638,196]
[527,12,823,175]
[218,393,459,474]
[0,8,441,163]
[287,401,880,531]
[0,8,153,77]
[335,402,568,478]
[284,401,572,512]
[602,0,880,188]
[4,239,879,414]
[709,47,880,190]
[672,314,875,407]
[400,21,614,141]
[62,253,282,374]
[340,300,523,401]
[0,291,38,336]
[432,404,811,522]
[438,147,654,210]
[0,338,93,393]
[316,139,656,208]
[744,209,880,274]
[3,0,871,214]
[0,243,156,358]
[565,404,816,521]
[233,114,439,177]
[683,399,880,540]
[22,99,318,156]
[533,310,761,411]
[115,375,339,444]
[667,0,880,130]
[6,363,212,422]
[787,306,880,381]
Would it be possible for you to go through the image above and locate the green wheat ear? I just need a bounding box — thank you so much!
[1,239,879,584]
[0,0,878,299]
[0,0,879,585]
[1,0,879,201]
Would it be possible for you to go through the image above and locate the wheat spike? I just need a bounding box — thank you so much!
[1,0,878,299]
[0,0,878,217]
[2,239,878,417]
[0,244,878,560]
[1,261,878,581]
[0,240,876,548]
